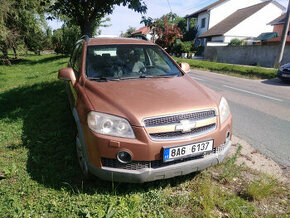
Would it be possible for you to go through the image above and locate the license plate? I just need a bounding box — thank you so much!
[163,140,214,162]
[282,74,290,78]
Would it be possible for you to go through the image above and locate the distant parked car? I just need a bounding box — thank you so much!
[278,63,290,81]
[58,36,232,183]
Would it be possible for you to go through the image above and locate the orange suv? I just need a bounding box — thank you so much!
[58,36,232,183]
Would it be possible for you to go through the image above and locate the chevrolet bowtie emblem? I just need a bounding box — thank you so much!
[175,120,196,133]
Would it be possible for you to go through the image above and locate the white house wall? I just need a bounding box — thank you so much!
[211,36,225,42]
[225,3,283,39]
[209,0,262,28]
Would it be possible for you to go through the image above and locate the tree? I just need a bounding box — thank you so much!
[140,13,197,44]
[120,26,136,38]
[49,0,147,37]
[0,0,16,63]
[140,16,154,27]
[156,12,197,41]
[0,0,50,64]
[155,16,182,50]
[52,24,81,54]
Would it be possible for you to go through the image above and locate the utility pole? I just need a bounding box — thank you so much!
[275,0,290,67]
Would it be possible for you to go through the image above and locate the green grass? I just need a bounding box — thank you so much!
[0,54,289,216]
[245,176,282,201]
[174,57,277,79]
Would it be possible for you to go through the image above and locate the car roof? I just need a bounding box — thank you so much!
[87,37,155,46]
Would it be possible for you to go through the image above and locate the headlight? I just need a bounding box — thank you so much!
[219,97,231,124]
[87,111,135,138]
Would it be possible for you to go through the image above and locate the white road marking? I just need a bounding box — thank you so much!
[223,85,283,102]
[191,76,205,81]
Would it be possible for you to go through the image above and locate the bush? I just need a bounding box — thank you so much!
[181,41,193,53]
[174,57,277,79]
[171,40,182,54]
[52,24,81,54]
[228,38,243,46]
[194,46,204,56]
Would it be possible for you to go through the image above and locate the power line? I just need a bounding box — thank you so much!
[166,0,172,13]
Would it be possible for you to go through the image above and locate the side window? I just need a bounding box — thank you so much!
[147,49,170,72]
[70,43,80,68]
[70,43,83,78]
[74,43,83,74]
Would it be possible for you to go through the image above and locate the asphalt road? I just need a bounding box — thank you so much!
[188,70,290,167]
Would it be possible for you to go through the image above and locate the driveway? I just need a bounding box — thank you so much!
[189,69,290,167]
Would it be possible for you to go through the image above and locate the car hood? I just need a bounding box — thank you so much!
[84,75,220,126]
[281,63,290,70]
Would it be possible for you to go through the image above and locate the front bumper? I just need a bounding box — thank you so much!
[278,70,290,81]
[88,140,232,183]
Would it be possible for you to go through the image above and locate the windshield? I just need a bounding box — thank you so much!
[85,44,182,80]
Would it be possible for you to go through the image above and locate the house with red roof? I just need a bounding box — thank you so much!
[130,26,153,41]
[266,13,290,45]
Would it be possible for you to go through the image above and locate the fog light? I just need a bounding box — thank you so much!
[117,151,132,164]
[226,131,231,142]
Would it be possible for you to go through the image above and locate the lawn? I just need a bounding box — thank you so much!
[174,57,277,79]
[0,54,289,217]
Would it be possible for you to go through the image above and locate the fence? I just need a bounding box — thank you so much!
[204,44,290,67]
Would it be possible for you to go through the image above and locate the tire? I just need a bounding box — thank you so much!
[76,135,91,181]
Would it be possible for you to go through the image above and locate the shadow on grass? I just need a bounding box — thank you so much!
[0,81,199,195]
[0,55,68,66]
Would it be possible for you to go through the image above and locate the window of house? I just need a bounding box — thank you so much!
[288,31,290,36]
[201,18,206,28]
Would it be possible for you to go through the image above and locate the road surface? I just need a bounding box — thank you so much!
[188,69,290,167]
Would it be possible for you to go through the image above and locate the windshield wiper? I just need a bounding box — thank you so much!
[87,77,120,82]
[139,74,178,78]
[119,76,140,80]
[107,74,178,81]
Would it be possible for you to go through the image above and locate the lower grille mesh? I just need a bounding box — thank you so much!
[102,158,150,170]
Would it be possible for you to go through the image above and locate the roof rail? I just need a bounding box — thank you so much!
[81,35,90,42]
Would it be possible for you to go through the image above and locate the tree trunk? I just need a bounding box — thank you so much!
[0,42,11,65]
[80,23,94,37]
[12,46,18,59]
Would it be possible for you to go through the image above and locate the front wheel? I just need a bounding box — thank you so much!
[76,135,90,180]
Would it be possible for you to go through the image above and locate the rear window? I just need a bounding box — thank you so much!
[85,44,181,80]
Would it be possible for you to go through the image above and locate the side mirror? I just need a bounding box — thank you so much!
[58,68,76,85]
[179,62,191,73]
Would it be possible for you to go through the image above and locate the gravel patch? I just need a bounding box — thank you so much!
[229,136,289,184]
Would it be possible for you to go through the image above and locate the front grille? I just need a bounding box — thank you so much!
[102,152,213,170]
[149,124,216,140]
[283,69,290,73]
[143,110,216,127]
[143,109,217,141]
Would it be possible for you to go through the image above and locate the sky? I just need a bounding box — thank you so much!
[47,0,289,36]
